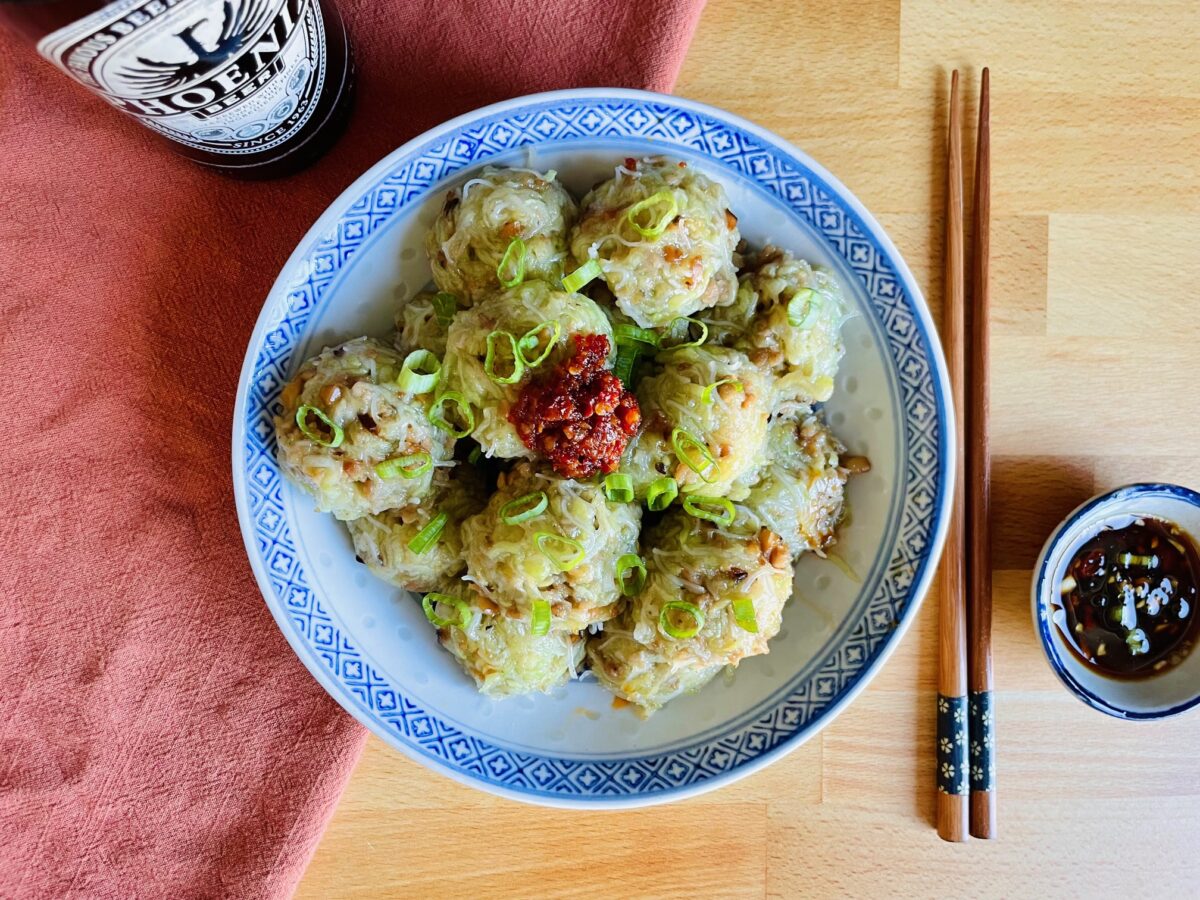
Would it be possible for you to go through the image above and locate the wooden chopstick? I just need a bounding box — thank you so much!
[967,67,995,840]
[936,68,970,844]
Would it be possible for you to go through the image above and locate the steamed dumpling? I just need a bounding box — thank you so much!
[587,511,793,715]
[706,246,848,403]
[460,462,641,631]
[346,463,486,592]
[570,156,739,328]
[275,337,454,520]
[441,281,613,459]
[426,166,577,304]
[621,346,772,500]
[431,585,585,698]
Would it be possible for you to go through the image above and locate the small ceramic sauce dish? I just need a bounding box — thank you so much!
[1032,483,1200,719]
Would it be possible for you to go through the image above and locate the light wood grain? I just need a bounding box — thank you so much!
[298,2,1200,895]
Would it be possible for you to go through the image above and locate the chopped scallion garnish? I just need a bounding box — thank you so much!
[422,591,469,628]
[613,323,659,348]
[671,427,719,483]
[530,599,551,636]
[535,531,585,572]
[701,377,744,404]
[613,343,639,386]
[659,316,708,350]
[518,320,561,368]
[408,512,448,555]
[497,237,527,288]
[786,288,821,327]
[375,452,432,480]
[731,595,758,633]
[625,189,679,239]
[659,600,704,639]
[562,259,603,293]
[604,473,634,503]
[468,445,482,465]
[616,553,646,596]
[295,405,343,448]
[500,490,548,524]
[432,292,457,327]
[646,477,678,511]
[397,349,441,394]
[682,494,735,526]
[484,330,525,384]
[428,391,475,438]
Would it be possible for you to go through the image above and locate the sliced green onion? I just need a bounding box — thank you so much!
[671,427,719,483]
[397,349,441,394]
[701,377,744,404]
[604,473,634,503]
[659,317,708,350]
[613,343,639,386]
[625,189,679,239]
[530,599,551,636]
[562,258,603,293]
[646,476,678,511]
[731,594,758,633]
[535,531,585,572]
[432,292,457,327]
[428,391,475,438]
[786,288,822,327]
[295,405,343,448]
[683,494,735,526]
[616,553,646,596]
[375,452,432,480]
[501,490,548,524]
[497,237,527,288]
[484,330,525,385]
[407,512,448,555]
[422,591,469,628]
[659,600,705,640]
[468,445,482,465]
[517,320,561,368]
[614,323,660,348]
[1117,552,1159,568]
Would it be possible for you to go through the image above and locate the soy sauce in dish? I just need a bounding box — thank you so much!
[1060,517,1200,678]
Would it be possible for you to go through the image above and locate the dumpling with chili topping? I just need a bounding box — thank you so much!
[706,246,849,403]
[346,462,486,592]
[620,345,772,500]
[570,156,740,329]
[586,511,794,715]
[441,281,614,459]
[429,585,586,698]
[734,404,853,557]
[459,462,641,632]
[274,337,455,521]
[426,166,578,305]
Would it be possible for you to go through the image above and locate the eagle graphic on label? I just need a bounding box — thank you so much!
[120,0,274,92]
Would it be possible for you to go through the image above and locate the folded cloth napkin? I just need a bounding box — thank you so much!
[0,1,704,896]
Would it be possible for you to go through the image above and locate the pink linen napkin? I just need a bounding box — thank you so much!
[0,1,705,896]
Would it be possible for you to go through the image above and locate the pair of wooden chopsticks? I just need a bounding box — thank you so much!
[936,68,994,843]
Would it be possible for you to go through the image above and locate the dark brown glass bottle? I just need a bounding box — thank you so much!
[0,0,355,178]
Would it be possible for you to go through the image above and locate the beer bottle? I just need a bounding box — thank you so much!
[0,0,355,178]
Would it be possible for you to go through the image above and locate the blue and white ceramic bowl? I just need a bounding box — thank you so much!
[232,88,953,806]
[1033,483,1200,720]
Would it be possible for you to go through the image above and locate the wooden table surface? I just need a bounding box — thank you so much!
[298,2,1200,896]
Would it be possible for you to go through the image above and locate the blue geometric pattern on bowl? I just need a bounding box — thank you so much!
[236,92,950,802]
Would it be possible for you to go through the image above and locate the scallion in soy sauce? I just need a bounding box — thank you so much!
[1060,517,1199,678]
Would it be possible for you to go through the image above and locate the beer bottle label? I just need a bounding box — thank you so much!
[38,0,327,157]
